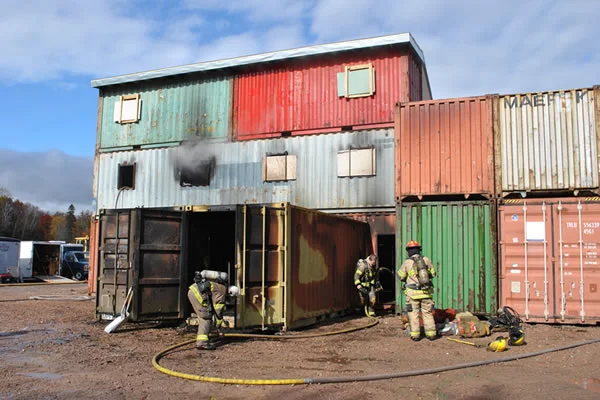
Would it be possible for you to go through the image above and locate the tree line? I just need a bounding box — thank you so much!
[0,188,91,242]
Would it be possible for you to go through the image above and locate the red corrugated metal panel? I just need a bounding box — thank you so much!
[395,96,495,200]
[409,52,422,102]
[233,48,411,140]
[499,198,600,324]
[288,206,373,326]
[87,218,99,296]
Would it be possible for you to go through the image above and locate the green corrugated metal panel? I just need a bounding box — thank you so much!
[395,200,497,316]
[99,77,232,149]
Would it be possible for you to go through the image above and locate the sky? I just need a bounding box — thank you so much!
[1,0,599,214]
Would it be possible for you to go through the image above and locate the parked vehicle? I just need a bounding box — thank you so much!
[17,241,86,281]
[0,237,20,283]
[62,250,89,281]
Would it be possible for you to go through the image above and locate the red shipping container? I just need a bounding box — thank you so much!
[395,96,495,200]
[498,198,600,324]
[233,48,423,140]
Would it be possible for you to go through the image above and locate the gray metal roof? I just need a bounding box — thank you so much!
[91,33,425,88]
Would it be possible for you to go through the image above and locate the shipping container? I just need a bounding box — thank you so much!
[396,200,497,316]
[98,76,232,150]
[330,210,396,304]
[395,96,495,201]
[495,87,599,195]
[498,198,600,324]
[233,48,422,140]
[94,128,395,212]
[94,203,372,331]
[91,34,430,144]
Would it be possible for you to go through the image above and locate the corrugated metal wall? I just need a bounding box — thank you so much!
[288,206,373,327]
[99,77,232,149]
[496,87,598,194]
[87,218,99,296]
[233,49,411,139]
[95,129,395,211]
[498,198,600,324]
[395,96,495,200]
[409,52,422,102]
[396,201,497,315]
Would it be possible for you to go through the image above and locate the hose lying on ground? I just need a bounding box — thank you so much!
[152,320,600,385]
[153,313,379,385]
[0,295,94,302]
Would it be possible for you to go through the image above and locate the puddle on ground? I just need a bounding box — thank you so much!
[17,372,62,380]
[574,378,600,393]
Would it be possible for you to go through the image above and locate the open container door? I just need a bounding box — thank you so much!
[96,210,133,320]
[237,204,287,330]
[130,209,187,322]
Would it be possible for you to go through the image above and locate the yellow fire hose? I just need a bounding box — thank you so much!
[152,309,600,385]
[153,335,600,385]
[152,306,379,385]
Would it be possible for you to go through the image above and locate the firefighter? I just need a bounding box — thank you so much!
[187,270,239,350]
[354,254,381,317]
[398,240,438,341]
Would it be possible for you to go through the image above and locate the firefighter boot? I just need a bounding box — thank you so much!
[196,341,216,351]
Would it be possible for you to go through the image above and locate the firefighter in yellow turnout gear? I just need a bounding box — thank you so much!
[188,270,237,350]
[354,254,380,317]
[398,241,438,341]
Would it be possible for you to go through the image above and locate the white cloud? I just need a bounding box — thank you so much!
[310,0,600,97]
[0,148,93,213]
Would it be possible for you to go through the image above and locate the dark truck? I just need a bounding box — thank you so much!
[61,247,89,281]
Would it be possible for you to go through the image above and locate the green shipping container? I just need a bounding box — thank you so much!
[396,200,497,316]
[99,76,232,150]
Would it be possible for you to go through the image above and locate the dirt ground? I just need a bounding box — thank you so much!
[1,284,599,400]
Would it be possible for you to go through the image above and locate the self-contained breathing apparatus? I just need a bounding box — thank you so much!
[194,270,240,317]
[489,306,526,346]
[413,254,431,289]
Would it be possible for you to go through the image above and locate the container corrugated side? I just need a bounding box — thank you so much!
[87,218,99,296]
[286,206,373,328]
[496,87,598,194]
[233,48,411,140]
[396,200,497,315]
[99,77,232,150]
[395,96,495,200]
[95,129,395,212]
[498,197,600,324]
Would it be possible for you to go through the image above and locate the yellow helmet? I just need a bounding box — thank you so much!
[487,336,508,352]
[509,327,525,346]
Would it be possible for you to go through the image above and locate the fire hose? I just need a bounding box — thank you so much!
[152,315,600,385]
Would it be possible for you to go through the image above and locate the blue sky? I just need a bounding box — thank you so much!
[1,0,599,213]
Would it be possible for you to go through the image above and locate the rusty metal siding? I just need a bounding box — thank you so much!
[95,128,395,211]
[233,49,411,139]
[395,96,495,200]
[409,53,422,102]
[499,198,600,324]
[99,77,232,150]
[396,201,497,316]
[287,206,372,328]
[87,218,99,295]
[496,88,598,194]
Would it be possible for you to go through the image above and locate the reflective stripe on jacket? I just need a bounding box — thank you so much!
[354,259,376,287]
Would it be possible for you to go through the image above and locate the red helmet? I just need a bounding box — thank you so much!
[406,240,421,249]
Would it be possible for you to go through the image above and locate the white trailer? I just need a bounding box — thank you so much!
[0,237,20,282]
[17,241,84,281]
